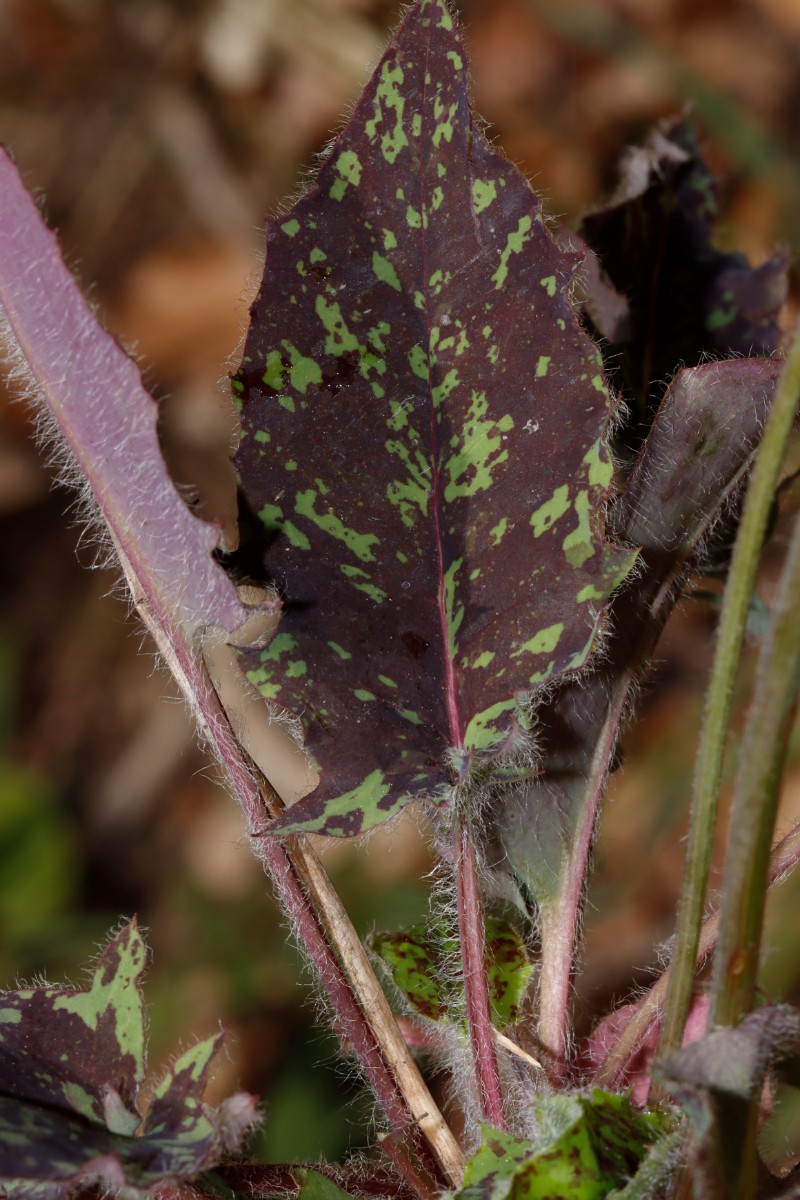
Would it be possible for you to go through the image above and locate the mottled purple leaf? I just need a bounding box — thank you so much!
[581,120,787,421]
[0,921,147,1130]
[235,0,635,837]
[0,922,257,1196]
[0,1096,135,1196]
[138,1034,247,1175]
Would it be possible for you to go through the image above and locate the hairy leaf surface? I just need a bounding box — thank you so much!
[0,147,257,648]
[482,358,781,1059]
[0,921,147,1128]
[235,0,634,837]
[218,1161,416,1200]
[489,358,781,906]
[296,1170,361,1200]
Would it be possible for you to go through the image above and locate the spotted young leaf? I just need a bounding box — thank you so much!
[0,921,257,1195]
[235,0,636,837]
[456,1093,670,1200]
[371,918,532,1029]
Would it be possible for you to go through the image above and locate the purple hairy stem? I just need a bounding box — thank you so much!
[456,807,506,1129]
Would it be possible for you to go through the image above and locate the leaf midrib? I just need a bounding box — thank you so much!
[418,14,464,753]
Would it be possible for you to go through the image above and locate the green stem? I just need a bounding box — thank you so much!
[657,325,800,1064]
[709,507,800,1030]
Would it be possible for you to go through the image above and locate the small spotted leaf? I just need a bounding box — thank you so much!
[0,920,147,1129]
[0,921,257,1195]
[371,918,532,1029]
[236,0,635,837]
[456,1093,669,1200]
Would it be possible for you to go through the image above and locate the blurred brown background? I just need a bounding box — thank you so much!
[1,0,800,1166]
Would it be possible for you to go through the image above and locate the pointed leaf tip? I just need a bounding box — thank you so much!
[236,0,635,836]
[0,919,147,1127]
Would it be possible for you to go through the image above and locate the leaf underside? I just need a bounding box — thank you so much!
[235,0,634,837]
[581,119,787,423]
[0,147,256,647]
[657,1003,800,1198]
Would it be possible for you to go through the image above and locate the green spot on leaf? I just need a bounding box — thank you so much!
[235,0,635,836]
[583,439,613,488]
[492,215,533,289]
[329,150,363,201]
[328,641,352,660]
[530,485,570,537]
[472,179,497,215]
[513,622,564,658]
[372,251,402,292]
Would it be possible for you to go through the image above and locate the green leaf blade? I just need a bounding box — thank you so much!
[459,1126,535,1200]
[237,0,635,837]
[371,926,449,1022]
[484,918,533,1029]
